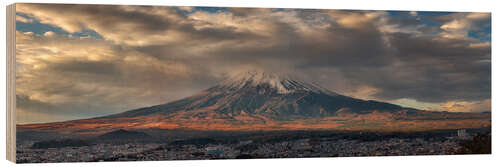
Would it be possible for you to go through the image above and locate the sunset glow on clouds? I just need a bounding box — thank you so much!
[15,4,491,123]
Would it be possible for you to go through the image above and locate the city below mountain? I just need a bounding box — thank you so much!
[17,70,491,135]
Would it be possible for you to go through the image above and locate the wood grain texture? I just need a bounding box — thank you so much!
[6,3,17,163]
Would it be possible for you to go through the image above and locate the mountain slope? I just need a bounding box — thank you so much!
[17,70,491,133]
[105,71,403,119]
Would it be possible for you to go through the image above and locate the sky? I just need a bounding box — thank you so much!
[15,4,491,124]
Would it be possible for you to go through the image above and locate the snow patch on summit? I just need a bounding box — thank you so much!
[219,70,339,95]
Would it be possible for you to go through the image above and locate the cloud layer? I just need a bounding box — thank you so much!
[15,4,491,123]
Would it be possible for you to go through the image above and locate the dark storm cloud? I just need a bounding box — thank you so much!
[367,33,491,102]
[191,9,490,103]
[49,60,122,76]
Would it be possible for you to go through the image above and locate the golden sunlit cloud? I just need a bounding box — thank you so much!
[433,100,491,113]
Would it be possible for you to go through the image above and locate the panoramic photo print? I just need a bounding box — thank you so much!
[14,3,491,163]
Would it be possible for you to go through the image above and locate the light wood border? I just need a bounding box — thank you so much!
[6,3,17,163]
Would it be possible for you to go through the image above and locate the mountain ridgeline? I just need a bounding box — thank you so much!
[104,71,404,120]
[17,70,491,133]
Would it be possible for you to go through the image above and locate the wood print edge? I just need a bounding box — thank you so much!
[6,3,17,163]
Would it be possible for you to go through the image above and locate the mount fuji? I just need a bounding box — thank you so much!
[18,70,490,134]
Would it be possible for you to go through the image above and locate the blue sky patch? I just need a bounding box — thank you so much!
[16,12,103,39]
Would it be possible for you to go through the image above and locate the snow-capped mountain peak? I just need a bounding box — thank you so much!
[218,70,338,95]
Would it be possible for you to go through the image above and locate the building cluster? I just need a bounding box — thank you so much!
[16,142,161,163]
[457,129,469,139]
[16,135,466,163]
